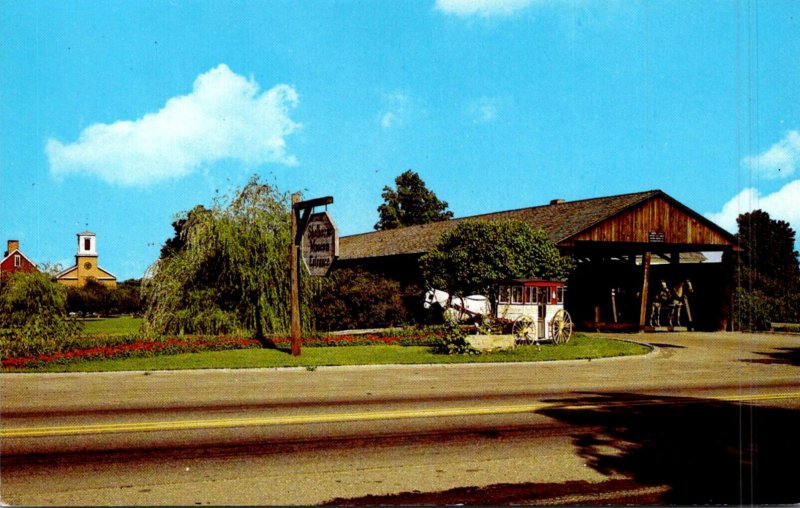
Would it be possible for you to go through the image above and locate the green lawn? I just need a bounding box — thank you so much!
[80,316,143,335]
[5,335,651,373]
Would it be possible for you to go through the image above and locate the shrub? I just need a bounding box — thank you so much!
[421,219,573,299]
[312,268,412,331]
[431,318,479,355]
[0,272,82,357]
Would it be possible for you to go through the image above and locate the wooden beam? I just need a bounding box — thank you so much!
[293,196,333,210]
[639,251,652,331]
[290,193,301,356]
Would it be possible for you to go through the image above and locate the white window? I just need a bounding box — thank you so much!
[498,286,510,304]
[511,286,524,304]
[14,255,21,267]
[537,287,549,304]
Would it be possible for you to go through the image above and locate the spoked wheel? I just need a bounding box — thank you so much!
[512,316,534,345]
[550,309,573,344]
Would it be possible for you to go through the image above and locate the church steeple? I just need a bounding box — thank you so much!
[55,231,117,289]
[77,232,97,257]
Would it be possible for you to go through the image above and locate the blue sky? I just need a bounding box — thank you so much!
[2,0,799,281]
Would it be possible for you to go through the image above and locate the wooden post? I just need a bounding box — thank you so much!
[611,288,618,323]
[290,193,301,356]
[639,251,652,331]
[288,194,334,356]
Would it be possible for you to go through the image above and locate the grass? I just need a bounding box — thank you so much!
[3,334,651,373]
[81,316,143,336]
[770,322,800,333]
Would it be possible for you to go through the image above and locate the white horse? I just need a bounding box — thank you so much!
[424,289,492,322]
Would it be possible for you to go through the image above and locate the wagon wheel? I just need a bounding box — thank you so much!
[550,309,573,344]
[512,316,534,345]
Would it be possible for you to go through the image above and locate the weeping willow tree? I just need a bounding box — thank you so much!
[142,176,319,338]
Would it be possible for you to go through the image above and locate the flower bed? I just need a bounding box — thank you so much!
[1,330,445,369]
[2,336,260,369]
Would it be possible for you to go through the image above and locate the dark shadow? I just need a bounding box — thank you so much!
[648,343,687,349]
[323,478,664,506]
[324,392,800,506]
[257,337,292,354]
[533,392,800,505]
[742,346,800,366]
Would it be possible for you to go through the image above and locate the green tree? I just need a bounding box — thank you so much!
[734,210,800,330]
[114,279,144,315]
[159,205,211,259]
[420,220,573,299]
[142,176,318,338]
[375,170,453,230]
[0,271,82,357]
[736,210,800,286]
[66,279,143,316]
[66,279,110,316]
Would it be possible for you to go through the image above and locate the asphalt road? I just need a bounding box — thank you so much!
[2,331,799,505]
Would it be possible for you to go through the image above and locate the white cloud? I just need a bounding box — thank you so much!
[380,93,410,129]
[47,64,301,186]
[381,112,399,129]
[467,97,502,123]
[743,130,800,180]
[705,179,800,234]
[435,0,539,17]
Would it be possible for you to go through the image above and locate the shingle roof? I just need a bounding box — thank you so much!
[339,190,663,261]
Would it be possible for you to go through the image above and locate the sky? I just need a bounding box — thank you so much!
[2,0,799,281]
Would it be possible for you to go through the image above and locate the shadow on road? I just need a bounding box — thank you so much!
[742,346,800,366]
[325,392,800,506]
[535,392,800,505]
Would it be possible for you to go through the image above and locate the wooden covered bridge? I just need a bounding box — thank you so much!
[336,190,738,331]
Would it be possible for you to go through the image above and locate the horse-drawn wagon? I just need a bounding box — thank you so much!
[424,278,573,346]
[497,279,573,344]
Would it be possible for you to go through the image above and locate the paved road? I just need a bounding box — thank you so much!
[2,331,799,505]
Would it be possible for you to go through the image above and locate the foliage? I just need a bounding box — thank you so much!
[431,318,479,355]
[311,267,413,330]
[142,176,319,338]
[734,210,800,330]
[1,334,650,373]
[1,327,446,368]
[2,335,261,369]
[159,205,211,259]
[66,279,143,316]
[420,219,574,298]
[734,271,800,331]
[736,210,800,286]
[0,271,82,357]
[375,169,453,230]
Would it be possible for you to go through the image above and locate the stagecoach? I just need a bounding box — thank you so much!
[497,279,573,345]
[424,279,573,346]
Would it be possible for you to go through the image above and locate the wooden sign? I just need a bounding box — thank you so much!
[648,231,666,243]
[301,211,339,276]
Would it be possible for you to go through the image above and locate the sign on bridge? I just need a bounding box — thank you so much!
[301,211,339,276]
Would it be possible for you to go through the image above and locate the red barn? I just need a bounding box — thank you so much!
[1,240,40,276]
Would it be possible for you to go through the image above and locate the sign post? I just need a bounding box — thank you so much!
[290,194,335,356]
